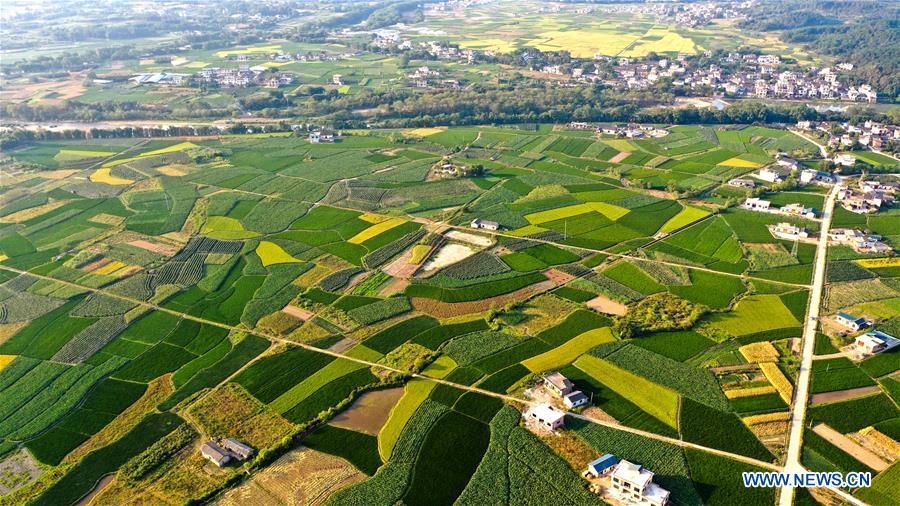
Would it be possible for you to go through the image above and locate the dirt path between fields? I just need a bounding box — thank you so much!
[810,386,881,405]
[812,424,889,471]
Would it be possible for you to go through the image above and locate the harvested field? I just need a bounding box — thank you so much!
[0,449,42,495]
[81,257,112,273]
[383,249,418,278]
[37,169,80,180]
[127,240,178,256]
[214,446,364,506]
[412,280,553,318]
[329,387,404,435]
[608,151,631,164]
[157,165,189,176]
[810,386,882,406]
[812,424,889,472]
[445,230,493,247]
[283,304,314,321]
[379,278,409,296]
[421,243,476,274]
[585,294,627,316]
[543,268,575,285]
[851,427,900,463]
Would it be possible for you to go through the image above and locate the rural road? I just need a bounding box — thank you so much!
[777,185,869,506]
[790,129,828,158]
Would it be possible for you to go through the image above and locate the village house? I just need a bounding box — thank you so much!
[563,390,589,409]
[728,178,756,189]
[828,228,892,254]
[854,331,894,355]
[799,169,835,185]
[775,156,800,171]
[835,312,868,332]
[200,442,232,467]
[610,460,671,506]
[332,74,344,86]
[222,438,255,460]
[837,187,889,214]
[544,372,574,396]
[833,154,857,167]
[470,218,500,231]
[309,131,335,144]
[780,203,817,219]
[526,404,566,431]
[584,454,620,478]
[755,166,790,183]
[741,198,771,211]
[771,222,810,240]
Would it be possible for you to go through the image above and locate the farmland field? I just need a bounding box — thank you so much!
[0,119,893,504]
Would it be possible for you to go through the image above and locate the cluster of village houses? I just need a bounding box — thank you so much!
[569,53,878,104]
[525,373,670,506]
[200,437,255,467]
[131,66,297,88]
[833,313,899,358]
[796,120,900,152]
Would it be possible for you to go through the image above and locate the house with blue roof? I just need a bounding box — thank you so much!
[835,312,868,332]
[585,454,619,478]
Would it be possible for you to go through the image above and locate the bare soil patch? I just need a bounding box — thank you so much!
[812,424,889,471]
[745,243,780,252]
[379,277,409,297]
[383,249,418,278]
[329,387,404,435]
[420,243,476,274]
[810,386,881,406]
[585,294,628,316]
[283,304,314,321]
[81,257,112,273]
[39,169,80,180]
[444,230,494,247]
[608,151,631,164]
[543,268,575,285]
[128,240,179,256]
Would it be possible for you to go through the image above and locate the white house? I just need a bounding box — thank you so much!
[309,131,335,143]
[835,312,868,332]
[755,167,787,183]
[781,203,817,219]
[610,460,670,506]
[833,154,857,167]
[742,198,771,211]
[563,390,589,408]
[771,222,810,240]
[800,169,835,185]
[470,218,500,231]
[855,333,887,355]
[728,178,756,189]
[526,404,566,431]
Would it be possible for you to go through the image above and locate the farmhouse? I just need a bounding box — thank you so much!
[563,390,589,408]
[222,438,255,460]
[544,372,574,396]
[775,156,800,171]
[741,197,771,211]
[833,154,857,167]
[799,169,835,185]
[526,404,566,431]
[728,178,756,189]
[755,166,789,183]
[470,218,500,231]
[584,454,620,478]
[834,312,868,332]
[610,460,670,506]
[781,203,817,219]
[855,332,888,355]
[837,187,889,214]
[200,442,232,467]
[309,131,335,143]
[770,223,810,240]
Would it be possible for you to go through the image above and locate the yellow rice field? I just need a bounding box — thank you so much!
[94,261,127,276]
[215,45,283,58]
[855,257,900,269]
[718,157,764,168]
[526,201,629,224]
[90,168,134,186]
[0,355,16,371]
[760,362,794,404]
[348,217,406,244]
[405,127,447,137]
